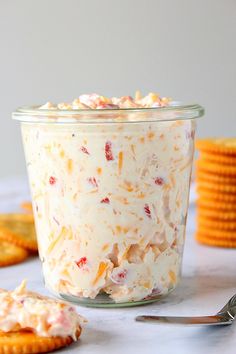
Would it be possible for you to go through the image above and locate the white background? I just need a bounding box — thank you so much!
[0,0,235,177]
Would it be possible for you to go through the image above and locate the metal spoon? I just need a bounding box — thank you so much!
[135,294,236,326]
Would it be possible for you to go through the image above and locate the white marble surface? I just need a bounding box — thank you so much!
[0,177,236,354]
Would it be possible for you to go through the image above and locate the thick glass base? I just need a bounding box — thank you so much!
[48,286,176,308]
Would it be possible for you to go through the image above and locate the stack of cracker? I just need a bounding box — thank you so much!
[195,138,236,247]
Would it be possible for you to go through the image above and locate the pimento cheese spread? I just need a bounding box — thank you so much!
[0,281,84,339]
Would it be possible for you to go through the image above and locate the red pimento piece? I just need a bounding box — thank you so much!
[101,197,110,204]
[112,269,128,284]
[49,176,56,185]
[144,204,151,218]
[81,146,90,155]
[117,269,127,279]
[88,177,98,188]
[154,177,164,186]
[75,257,87,268]
[105,141,114,161]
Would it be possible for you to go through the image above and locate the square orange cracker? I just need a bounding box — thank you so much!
[0,214,37,252]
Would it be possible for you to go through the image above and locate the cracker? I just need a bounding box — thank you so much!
[197,179,236,193]
[196,169,236,185]
[196,225,236,238]
[0,214,37,252]
[196,159,236,176]
[0,327,81,354]
[197,199,236,211]
[200,152,236,165]
[20,202,33,214]
[0,240,28,267]
[196,138,236,155]
[196,187,236,202]
[196,233,236,248]
[197,207,236,220]
[198,216,236,230]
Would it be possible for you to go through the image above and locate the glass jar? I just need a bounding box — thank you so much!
[13,104,204,307]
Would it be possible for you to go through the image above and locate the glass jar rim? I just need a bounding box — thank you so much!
[12,103,204,124]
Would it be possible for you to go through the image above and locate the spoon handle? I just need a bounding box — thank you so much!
[135,314,232,326]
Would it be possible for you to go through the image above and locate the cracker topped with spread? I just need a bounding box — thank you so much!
[0,281,85,353]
